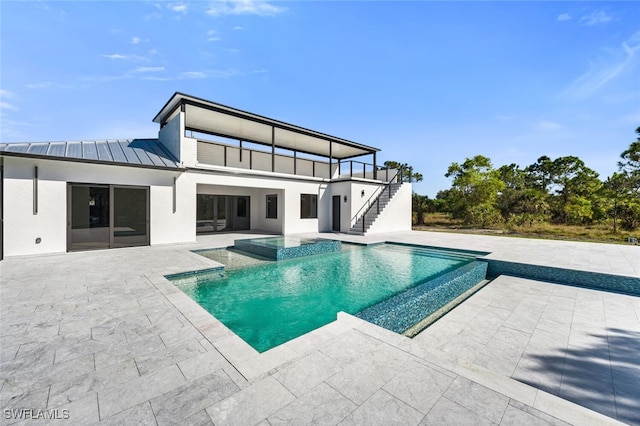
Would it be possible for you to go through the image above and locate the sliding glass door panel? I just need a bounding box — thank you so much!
[69,185,110,251]
[112,187,149,247]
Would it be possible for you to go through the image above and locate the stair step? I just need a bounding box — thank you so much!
[351,182,404,235]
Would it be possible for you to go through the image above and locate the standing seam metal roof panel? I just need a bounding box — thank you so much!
[119,140,143,164]
[0,139,181,169]
[65,142,83,159]
[142,139,178,167]
[95,141,114,162]
[106,140,129,163]
[131,139,166,167]
[129,140,155,166]
[48,143,67,157]
[82,141,99,160]
[26,144,49,155]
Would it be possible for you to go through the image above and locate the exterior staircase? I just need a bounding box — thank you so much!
[349,182,403,235]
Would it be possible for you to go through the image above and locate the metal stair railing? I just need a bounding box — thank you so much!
[351,168,403,233]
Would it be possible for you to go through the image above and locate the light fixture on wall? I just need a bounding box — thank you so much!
[361,190,365,198]
[343,195,347,203]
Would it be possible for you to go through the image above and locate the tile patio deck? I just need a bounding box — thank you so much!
[1,231,638,425]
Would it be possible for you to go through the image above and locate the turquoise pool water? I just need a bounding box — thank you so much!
[171,243,477,352]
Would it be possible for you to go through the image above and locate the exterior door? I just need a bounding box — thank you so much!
[68,185,110,251]
[332,195,341,232]
[233,196,250,231]
[68,184,149,251]
[112,186,150,248]
[197,195,250,233]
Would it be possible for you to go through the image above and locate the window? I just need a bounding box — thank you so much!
[300,194,317,219]
[266,194,277,219]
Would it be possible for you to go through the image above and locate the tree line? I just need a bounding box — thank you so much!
[412,127,640,232]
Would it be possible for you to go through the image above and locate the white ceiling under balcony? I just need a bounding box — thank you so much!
[153,92,379,160]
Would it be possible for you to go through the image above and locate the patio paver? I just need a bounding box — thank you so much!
[1,231,638,425]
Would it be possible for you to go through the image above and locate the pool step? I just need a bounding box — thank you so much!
[374,244,477,262]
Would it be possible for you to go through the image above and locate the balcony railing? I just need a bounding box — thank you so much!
[196,139,397,182]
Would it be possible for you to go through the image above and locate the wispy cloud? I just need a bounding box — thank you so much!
[0,89,17,99]
[101,53,149,62]
[0,90,18,111]
[170,3,188,14]
[207,30,221,42]
[131,37,149,44]
[557,13,572,22]
[560,30,640,100]
[580,11,613,26]
[26,81,74,90]
[101,54,127,60]
[536,120,563,131]
[233,26,244,30]
[206,0,285,17]
[140,68,265,81]
[0,117,33,140]
[180,71,206,79]
[132,66,165,73]
[0,101,18,111]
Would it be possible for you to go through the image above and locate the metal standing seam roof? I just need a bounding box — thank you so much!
[0,139,182,170]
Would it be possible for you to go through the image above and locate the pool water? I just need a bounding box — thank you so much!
[171,243,477,352]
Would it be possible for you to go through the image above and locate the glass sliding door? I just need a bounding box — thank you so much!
[113,187,149,248]
[216,196,228,231]
[68,185,110,251]
[233,196,250,230]
[68,184,149,251]
[196,194,250,233]
[196,194,215,233]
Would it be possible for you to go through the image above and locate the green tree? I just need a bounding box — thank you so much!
[601,130,640,231]
[412,193,432,225]
[618,127,640,177]
[602,172,629,232]
[548,156,601,224]
[443,155,505,226]
[525,156,555,193]
[383,161,423,183]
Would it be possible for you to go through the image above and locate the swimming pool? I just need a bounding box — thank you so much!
[169,242,485,352]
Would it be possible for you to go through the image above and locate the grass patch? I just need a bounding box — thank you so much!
[414,213,638,245]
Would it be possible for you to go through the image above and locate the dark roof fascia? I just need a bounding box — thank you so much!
[155,92,380,154]
[0,151,185,172]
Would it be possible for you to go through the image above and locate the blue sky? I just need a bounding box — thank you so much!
[1,1,639,196]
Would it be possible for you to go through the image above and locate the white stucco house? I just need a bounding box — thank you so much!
[0,92,411,258]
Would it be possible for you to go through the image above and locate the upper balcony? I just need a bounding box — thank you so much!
[153,92,397,183]
[195,136,399,182]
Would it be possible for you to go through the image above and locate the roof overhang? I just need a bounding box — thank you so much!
[153,92,379,160]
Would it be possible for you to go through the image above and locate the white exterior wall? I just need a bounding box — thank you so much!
[367,182,412,234]
[319,180,407,233]
[158,113,182,164]
[2,158,67,256]
[2,157,186,257]
[189,171,325,235]
[196,183,284,234]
